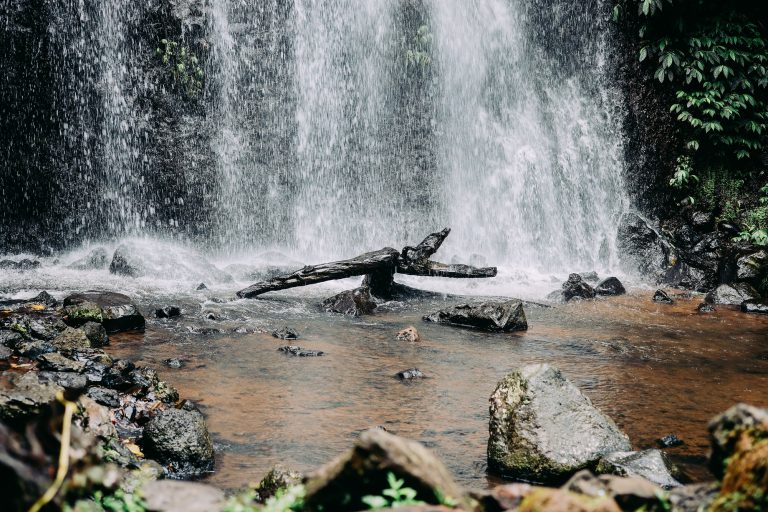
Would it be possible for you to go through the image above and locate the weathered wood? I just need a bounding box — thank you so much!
[397,261,497,278]
[236,248,399,299]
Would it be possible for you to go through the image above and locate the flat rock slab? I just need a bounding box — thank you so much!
[63,291,145,333]
[141,480,225,512]
[488,363,631,483]
[423,301,527,332]
[597,450,680,489]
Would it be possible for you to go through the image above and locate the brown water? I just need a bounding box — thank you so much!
[108,291,768,491]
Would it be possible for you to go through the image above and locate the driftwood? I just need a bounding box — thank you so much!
[236,228,497,299]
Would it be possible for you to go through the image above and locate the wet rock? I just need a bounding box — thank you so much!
[0,345,11,360]
[86,386,121,408]
[423,301,527,332]
[15,340,56,359]
[517,487,621,512]
[27,291,58,308]
[396,326,421,342]
[565,470,664,512]
[741,300,768,315]
[68,247,110,270]
[81,321,108,347]
[708,403,768,479]
[735,250,767,281]
[652,289,674,304]
[196,282,207,290]
[51,327,92,351]
[0,330,23,348]
[705,283,759,305]
[101,359,136,390]
[488,363,631,483]
[272,326,299,340]
[396,368,424,380]
[595,277,626,296]
[38,371,87,391]
[278,346,324,357]
[562,273,597,301]
[37,352,86,373]
[697,302,715,313]
[657,434,684,448]
[691,211,714,230]
[303,428,468,512]
[668,482,719,512]
[163,358,184,369]
[710,421,768,512]
[63,291,145,332]
[142,408,214,477]
[109,244,144,277]
[579,271,600,283]
[596,450,680,489]
[141,480,226,512]
[617,213,675,276]
[322,286,377,316]
[254,465,303,502]
[155,306,181,318]
[121,460,165,494]
[0,258,40,271]
[0,372,61,421]
[128,367,179,403]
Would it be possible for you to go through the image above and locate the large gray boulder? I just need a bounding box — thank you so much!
[488,364,631,483]
[322,286,377,316]
[704,283,758,305]
[423,301,527,332]
[63,291,145,333]
[142,408,214,478]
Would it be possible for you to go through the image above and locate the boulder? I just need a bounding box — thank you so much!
[0,372,61,422]
[128,367,179,403]
[396,326,421,342]
[596,450,680,489]
[562,274,596,301]
[652,290,674,304]
[37,371,87,392]
[15,340,56,359]
[272,326,299,340]
[423,301,527,332]
[488,364,631,483]
[63,291,145,333]
[705,283,758,305]
[81,322,109,347]
[594,277,626,297]
[37,353,86,373]
[697,302,715,313]
[0,258,40,271]
[579,271,600,283]
[51,327,92,351]
[68,247,109,270]
[155,306,181,319]
[322,287,377,316]
[140,480,226,512]
[708,403,768,479]
[735,251,767,281]
[303,428,468,512]
[396,368,425,380]
[27,291,58,308]
[142,408,214,477]
[0,330,24,348]
[741,300,768,315]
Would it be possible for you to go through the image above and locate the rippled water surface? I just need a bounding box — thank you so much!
[103,289,768,490]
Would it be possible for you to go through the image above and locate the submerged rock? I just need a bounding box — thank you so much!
[142,408,214,478]
[322,286,377,316]
[697,302,715,313]
[63,291,145,333]
[395,326,421,342]
[155,306,182,319]
[0,258,40,271]
[163,358,185,369]
[423,301,527,332]
[303,428,468,512]
[595,277,626,297]
[272,326,299,340]
[741,300,768,315]
[596,450,680,489]
[652,290,674,304]
[705,283,758,306]
[396,368,424,380]
[562,273,597,301]
[488,363,631,483]
[278,346,324,357]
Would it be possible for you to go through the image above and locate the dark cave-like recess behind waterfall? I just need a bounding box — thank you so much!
[1,0,628,274]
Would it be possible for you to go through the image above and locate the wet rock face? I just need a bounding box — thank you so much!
[596,450,680,489]
[322,286,377,316]
[63,291,145,333]
[562,273,597,301]
[423,301,527,332]
[594,277,626,296]
[617,213,674,276]
[488,363,631,484]
[303,428,468,512]
[141,408,214,478]
[705,283,758,306]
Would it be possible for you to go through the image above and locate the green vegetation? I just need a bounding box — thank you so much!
[222,485,305,512]
[362,472,425,509]
[155,39,205,99]
[614,1,768,242]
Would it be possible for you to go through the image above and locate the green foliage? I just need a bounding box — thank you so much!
[669,155,698,204]
[734,183,768,245]
[63,490,147,512]
[362,473,425,509]
[222,485,305,512]
[155,39,204,99]
[615,1,768,162]
[405,25,433,70]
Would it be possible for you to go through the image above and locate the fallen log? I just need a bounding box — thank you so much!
[236,229,497,299]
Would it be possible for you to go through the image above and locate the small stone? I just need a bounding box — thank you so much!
[278,346,324,357]
[254,465,303,502]
[272,326,299,340]
[653,290,674,304]
[697,303,715,313]
[81,322,109,347]
[155,306,182,319]
[52,327,92,351]
[141,480,225,512]
[0,330,23,348]
[396,368,424,380]
[657,434,684,448]
[163,358,184,369]
[38,371,88,391]
[38,352,86,373]
[15,340,56,359]
[28,291,58,308]
[395,326,421,342]
[87,386,121,408]
[196,283,207,291]
[0,345,12,360]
